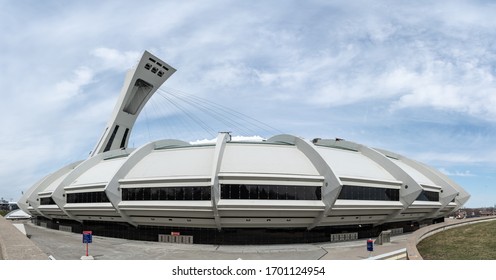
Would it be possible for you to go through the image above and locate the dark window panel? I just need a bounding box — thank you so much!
[218,184,321,200]
[259,185,269,199]
[202,187,211,200]
[338,185,400,201]
[240,185,249,199]
[220,185,228,199]
[145,188,152,201]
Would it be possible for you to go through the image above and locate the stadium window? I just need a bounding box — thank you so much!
[249,185,258,199]
[240,185,249,199]
[150,188,159,200]
[201,187,211,200]
[159,188,167,200]
[121,187,211,201]
[175,188,185,200]
[143,188,151,201]
[184,187,193,200]
[66,192,110,203]
[416,190,439,202]
[219,184,322,200]
[259,185,269,199]
[337,185,400,201]
[277,185,287,200]
[136,188,144,200]
[40,197,56,205]
[220,185,229,199]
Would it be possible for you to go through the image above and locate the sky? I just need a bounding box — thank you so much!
[0,0,495,208]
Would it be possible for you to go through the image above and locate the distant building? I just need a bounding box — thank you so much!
[0,199,18,211]
[18,51,470,244]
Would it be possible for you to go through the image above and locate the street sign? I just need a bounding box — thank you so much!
[367,238,374,252]
[82,231,93,257]
[83,231,93,243]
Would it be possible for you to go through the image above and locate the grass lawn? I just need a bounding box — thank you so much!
[417,220,496,260]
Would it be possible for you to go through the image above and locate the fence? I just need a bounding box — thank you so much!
[330,232,358,242]
[158,234,193,244]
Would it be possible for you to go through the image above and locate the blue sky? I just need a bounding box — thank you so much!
[1,0,495,207]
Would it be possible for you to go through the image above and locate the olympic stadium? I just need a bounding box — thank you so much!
[18,51,470,244]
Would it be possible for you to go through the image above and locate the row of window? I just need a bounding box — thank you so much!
[40,186,441,204]
[67,192,110,204]
[416,190,439,202]
[337,185,400,201]
[220,184,322,200]
[40,197,56,205]
[122,187,211,201]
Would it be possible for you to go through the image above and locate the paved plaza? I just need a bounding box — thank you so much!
[23,222,409,260]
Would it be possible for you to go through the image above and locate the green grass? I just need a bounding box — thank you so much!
[0,210,9,217]
[417,220,496,260]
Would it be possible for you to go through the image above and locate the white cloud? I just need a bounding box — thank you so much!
[189,135,265,145]
[53,66,94,101]
[91,48,141,71]
[439,168,476,177]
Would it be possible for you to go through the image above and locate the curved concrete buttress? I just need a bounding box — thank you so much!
[415,161,470,212]
[357,146,424,224]
[104,139,191,227]
[210,133,231,230]
[267,134,342,230]
[25,161,83,219]
[18,175,49,216]
[392,155,459,218]
[51,151,129,223]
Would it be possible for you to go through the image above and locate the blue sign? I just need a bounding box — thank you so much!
[367,239,374,252]
[83,231,93,244]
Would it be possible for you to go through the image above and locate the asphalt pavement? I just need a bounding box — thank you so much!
[24,222,410,260]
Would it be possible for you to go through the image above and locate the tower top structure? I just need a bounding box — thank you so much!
[91,51,176,156]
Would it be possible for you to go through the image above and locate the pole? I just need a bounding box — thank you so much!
[86,243,89,257]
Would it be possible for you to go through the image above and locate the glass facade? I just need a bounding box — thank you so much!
[122,187,211,201]
[220,184,322,200]
[337,185,400,201]
[66,192,110,203]
[416,190,439,202]
[40,197,56,205]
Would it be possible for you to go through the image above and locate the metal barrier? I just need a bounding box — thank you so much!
[59,225,72,232]
[375,230,391,245]
[330,232,358,242]
[390,228,403,236]
[158,234,193,244]
[40,222,47,228]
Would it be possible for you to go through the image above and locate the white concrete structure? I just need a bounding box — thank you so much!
[18,51,470,242]
[5,209,31,220]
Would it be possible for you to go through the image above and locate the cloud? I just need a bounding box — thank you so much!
[53,66,94,101]
[1,0,496,208]
[189,135,265,145]
[439,168,476,177]
[91,48,141,71]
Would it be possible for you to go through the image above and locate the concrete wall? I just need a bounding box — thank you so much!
[0,216,48,260]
